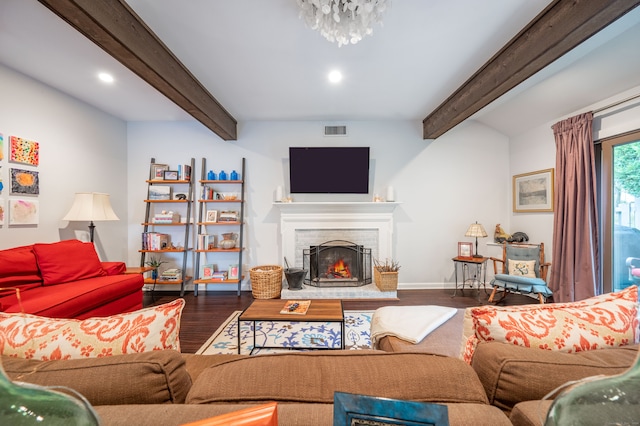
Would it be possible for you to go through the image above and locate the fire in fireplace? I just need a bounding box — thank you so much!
[303,240,372,287]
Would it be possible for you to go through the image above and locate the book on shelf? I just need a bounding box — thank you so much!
[197,234,216,250]
[280,300,311,315]
[141,232,171,250]
[160,268,182,281]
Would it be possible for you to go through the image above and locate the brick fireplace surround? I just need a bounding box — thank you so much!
[275,202,400,299]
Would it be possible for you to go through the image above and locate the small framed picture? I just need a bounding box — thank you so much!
[458,242,473,258]
[151,164,169,180]
[228,264,239,279]
[164,170,179,180]
[206,210,218,223]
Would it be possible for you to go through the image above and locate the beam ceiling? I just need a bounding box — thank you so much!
[423,0,640,139]
[38,0,237,141]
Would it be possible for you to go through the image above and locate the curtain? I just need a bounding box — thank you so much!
[550,112,599,302]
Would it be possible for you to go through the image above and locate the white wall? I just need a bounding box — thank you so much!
[504,84,640,266]
[127,119,510,292]
[0,64,129,261]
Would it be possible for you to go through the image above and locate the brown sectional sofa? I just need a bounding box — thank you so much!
[3,350,511,425]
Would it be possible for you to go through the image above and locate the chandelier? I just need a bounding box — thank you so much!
[296,0,390,47]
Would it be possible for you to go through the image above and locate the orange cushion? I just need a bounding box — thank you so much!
[0,298,184,360]
[461,285,638,364]
[32,240,105,285]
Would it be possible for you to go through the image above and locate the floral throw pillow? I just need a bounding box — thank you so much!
[0,298,184,360]
[461,285,638,364]
[507,259,536,278]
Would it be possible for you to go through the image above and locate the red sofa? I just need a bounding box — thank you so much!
[0,240,143,319]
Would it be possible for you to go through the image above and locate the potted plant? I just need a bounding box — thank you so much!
[374,258,400,291]
[145,255,167,280]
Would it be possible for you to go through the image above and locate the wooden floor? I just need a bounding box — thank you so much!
[143,288,539,353]
[144,288,541,354]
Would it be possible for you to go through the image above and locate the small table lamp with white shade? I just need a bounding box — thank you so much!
[63,193,119,242]
[465,221,488,258]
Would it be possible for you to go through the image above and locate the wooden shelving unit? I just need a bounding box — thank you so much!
[193,157,246,296]
[139,158,195,296]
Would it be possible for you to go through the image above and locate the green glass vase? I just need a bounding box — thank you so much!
[545,345,640,425]
[0,361,100,425]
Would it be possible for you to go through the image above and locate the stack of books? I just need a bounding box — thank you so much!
[160,268,182,281]
[209,270,228,281]
[152,212,180,223]
[197,234,216,250]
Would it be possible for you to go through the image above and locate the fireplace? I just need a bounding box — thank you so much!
[303,240,372,287]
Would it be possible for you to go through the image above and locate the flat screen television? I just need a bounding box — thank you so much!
[289,147,370,194]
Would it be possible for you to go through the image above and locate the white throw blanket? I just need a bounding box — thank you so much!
[370,305,458,346]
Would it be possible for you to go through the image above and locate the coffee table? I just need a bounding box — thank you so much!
[238,299,344,355]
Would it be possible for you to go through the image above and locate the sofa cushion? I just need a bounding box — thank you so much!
[32,239,106,285]
[187,351,490,405]
[101,261,127,275]
[0,298,184,359]
[461,285,638,364]
[510,400,553,426]
[2,350,191,405]
[471,341,638,412]
[0,245,42,291]
[0,274,144,318]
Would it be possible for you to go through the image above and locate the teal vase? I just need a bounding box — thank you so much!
[545,345,640,425]
[0,361,100,425]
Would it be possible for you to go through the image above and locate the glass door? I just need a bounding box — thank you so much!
[601,133,640,292]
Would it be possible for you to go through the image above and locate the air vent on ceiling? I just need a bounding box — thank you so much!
[324,125,347,136]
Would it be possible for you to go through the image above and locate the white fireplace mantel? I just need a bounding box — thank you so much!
[275,202,400,268]
[273,201,401,214]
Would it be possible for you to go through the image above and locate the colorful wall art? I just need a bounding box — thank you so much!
[9,199,39,225]
[10,168,39,195]
[0,199,4,225]
[0,133,4,161]
[9,135,39,166]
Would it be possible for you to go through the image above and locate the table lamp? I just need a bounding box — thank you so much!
[465,221,487,258]
[63,192,119,242]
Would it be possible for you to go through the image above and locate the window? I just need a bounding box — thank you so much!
[598,131,640,292]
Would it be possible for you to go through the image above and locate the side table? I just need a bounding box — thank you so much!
[451,256,488,299]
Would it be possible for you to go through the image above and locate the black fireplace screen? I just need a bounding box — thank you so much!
[303,240,372,287]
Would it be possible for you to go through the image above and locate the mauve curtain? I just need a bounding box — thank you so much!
[550,112,600,302]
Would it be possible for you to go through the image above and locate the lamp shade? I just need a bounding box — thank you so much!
[465,222,487,238]
[63,193,119,222]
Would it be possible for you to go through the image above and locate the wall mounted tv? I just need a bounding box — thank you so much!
[289,147,370,194]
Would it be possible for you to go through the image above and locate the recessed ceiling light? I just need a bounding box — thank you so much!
[98,72,114,84]
[328,70,343,83]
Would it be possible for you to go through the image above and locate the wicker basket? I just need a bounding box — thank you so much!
[374,268,398,291]
[250,265,283,299]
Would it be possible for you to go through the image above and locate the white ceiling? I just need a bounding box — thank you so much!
[1,1,640,139]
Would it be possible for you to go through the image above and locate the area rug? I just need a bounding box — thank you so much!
[196,310,373,355]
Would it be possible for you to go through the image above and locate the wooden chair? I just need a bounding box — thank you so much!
[488,242,552,304]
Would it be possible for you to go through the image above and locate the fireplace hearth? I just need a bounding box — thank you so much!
[303,240,372,287]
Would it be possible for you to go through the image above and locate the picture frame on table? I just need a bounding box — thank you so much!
[163,170,179,180]
[206,210,218,223]
[457,242,473,258]
[333,392,449,426]
[151,164,169,180]
[513,168,554,212]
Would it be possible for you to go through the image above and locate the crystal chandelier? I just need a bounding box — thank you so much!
[296,0,390,47]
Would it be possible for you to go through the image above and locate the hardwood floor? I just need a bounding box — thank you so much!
[143,289,539,354]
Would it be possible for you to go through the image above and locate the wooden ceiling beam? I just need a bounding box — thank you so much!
[423,0,640,140]
[38,0,237,141]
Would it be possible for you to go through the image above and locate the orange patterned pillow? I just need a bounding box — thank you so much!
[461,286,638,364]
[0,299,184,360]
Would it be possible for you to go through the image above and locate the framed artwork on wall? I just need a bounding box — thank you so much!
[9,136,39,166]
[513,168,554,212]
[10,168,39,195]
[458,242,473,258]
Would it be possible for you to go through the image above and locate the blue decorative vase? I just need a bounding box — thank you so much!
[219,170,227,180]
[207,170,216,180]
[230,170,239,180]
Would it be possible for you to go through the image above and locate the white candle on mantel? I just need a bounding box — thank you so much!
[275,186,283,202]
[386,186,395,202]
